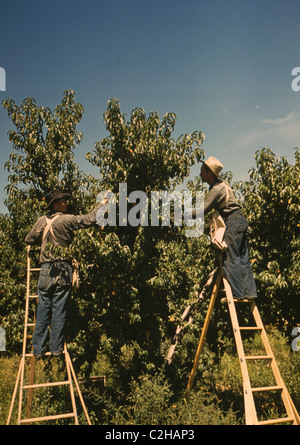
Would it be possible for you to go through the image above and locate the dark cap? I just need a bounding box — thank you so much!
[45,189,69,209]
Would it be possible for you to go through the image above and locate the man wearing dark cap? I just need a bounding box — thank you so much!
[188,156,257,300]
[25,189,108,358]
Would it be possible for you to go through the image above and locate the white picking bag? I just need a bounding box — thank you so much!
[209,183,231,252]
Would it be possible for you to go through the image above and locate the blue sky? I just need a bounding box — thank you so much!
[1,0,300,214]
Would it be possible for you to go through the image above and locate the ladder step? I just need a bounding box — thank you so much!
[30,268,41,272]
[245,355,273,360]
[23,380,70,390]
[252,385,283,392]
[239,326,262,331]
[25,352,52,357]
[257,417,295,425]
[29,294,39,299]
[233,298,256,303]
[20,412,75,424]
[27,323,35,327]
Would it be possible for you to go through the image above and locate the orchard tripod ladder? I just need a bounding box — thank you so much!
[185,268,300,426]
[7,246,91,425]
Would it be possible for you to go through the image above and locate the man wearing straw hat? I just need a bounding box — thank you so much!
[191,156,257,300]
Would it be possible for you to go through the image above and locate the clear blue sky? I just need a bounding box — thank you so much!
[1,0,300,214]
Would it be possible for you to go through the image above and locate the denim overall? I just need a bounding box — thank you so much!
[32,261,72,356]
[222,210,257,299]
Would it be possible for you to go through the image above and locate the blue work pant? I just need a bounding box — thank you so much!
[32,261,72,356]
[222,211,257,299]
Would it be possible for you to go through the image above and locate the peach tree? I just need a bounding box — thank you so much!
[71,98,209,387]
[1,93,211,395]
[238,147,300,330]
[0,90,90,351]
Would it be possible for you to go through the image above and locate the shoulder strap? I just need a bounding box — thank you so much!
[42,214,61,243]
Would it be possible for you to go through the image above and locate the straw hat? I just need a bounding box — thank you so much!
[201,156,223,177]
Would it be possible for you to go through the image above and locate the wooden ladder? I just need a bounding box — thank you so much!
[185,268,300,425]
[6,246,91,425]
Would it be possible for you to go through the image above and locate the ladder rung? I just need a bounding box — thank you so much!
[27,323,35,327]
[20,412,75,424]
[29,294,39,299]
[245,355,273,360]
[252,385,283,392]
[25,352,52,357]
[30,268,41,272]
[233,298,256,303]
[239,326,262,331]
[23,380,70,390]
[257,417,295,425]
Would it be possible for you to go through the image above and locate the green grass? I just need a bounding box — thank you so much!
[1,327,299,425]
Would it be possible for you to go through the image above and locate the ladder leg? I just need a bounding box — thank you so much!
[65,350,92,425]
[6,360,22,425]
[26,355,36,421]
[26,294,38,420]
[286,392,300,425]
[185,271,222,401]
[250,301,300,425]
[166,267,218,365]
[64,349,79,425]
[17,358,26,425]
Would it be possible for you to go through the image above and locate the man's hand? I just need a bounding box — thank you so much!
[100,190,111,206]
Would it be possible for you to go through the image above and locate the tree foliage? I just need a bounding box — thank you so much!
[1,92,299,424]
[239,148,300,329]
[67,98,209,380]
[1,93,210,380]
[0,90,90,352]
[87,98,205,193]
